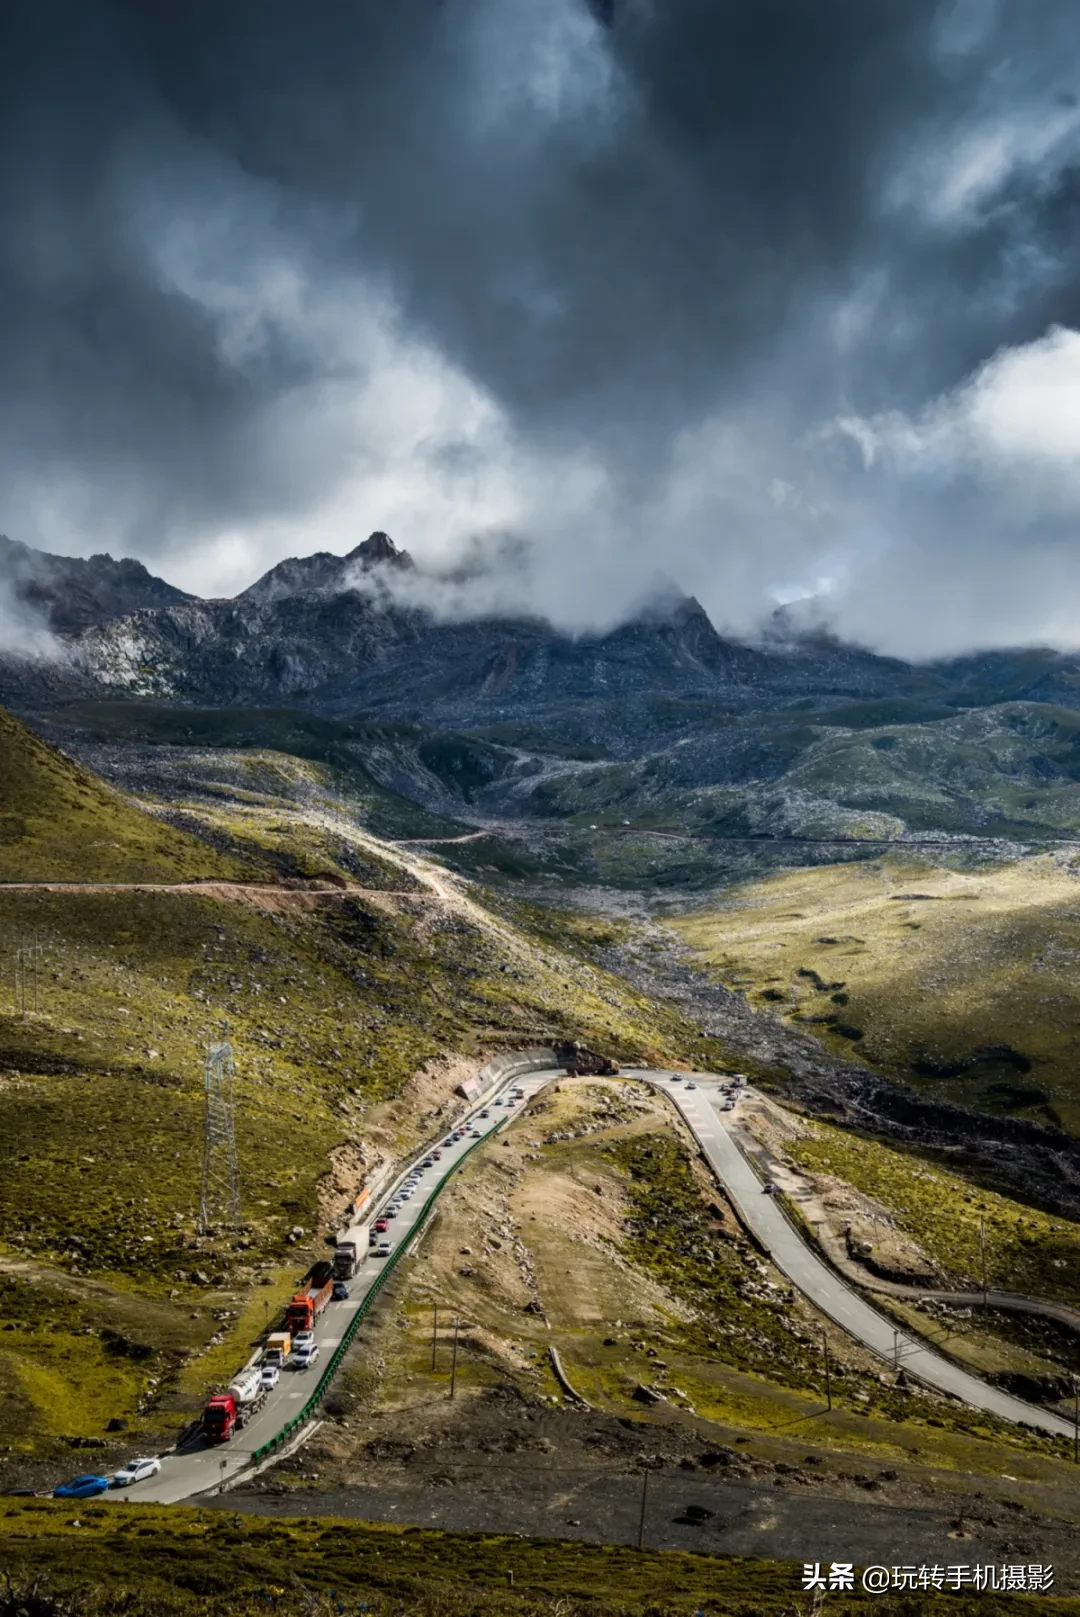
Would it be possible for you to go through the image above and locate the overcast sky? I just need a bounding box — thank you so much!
[3,0,1080,657]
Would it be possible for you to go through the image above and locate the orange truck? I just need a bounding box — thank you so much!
[285,1261,335,1336]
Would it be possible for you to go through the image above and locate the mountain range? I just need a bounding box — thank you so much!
[6,531,1080,845]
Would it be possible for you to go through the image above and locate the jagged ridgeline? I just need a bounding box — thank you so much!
[9,531,1080,843]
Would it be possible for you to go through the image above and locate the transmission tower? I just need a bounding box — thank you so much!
[197,1030,241,1234]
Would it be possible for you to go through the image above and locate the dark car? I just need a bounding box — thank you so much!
[54,1474,110,1500]
[332,1281,350,1301]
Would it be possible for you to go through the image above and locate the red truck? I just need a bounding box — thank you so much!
[285,1261,335,1336]
[202,1392,239,1443]
[201,1368,266,1443]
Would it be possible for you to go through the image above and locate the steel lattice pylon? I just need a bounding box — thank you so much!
[197,1035,241,1233]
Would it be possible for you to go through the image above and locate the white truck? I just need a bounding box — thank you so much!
[229,1367,267,1427]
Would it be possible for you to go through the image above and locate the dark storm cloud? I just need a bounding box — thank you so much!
[2,0,1080,650]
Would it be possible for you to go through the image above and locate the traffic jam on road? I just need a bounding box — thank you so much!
[91,1077,543,1503]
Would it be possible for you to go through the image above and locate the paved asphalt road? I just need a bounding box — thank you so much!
[635,1070,1077,1442]
[122,1063,1073,1505]
[125,1070,552,1503]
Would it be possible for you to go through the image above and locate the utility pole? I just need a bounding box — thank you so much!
[637,1468,650,1551]
[449,1317,460,1398]
[1073,1377,1078,1466]
[197,1027,241,1234]
[979,1219,988,1308]
[33,935,39,1016]
[893,1329,900,1370]
[431,1303,439,1371]
[823,1331,832,1411]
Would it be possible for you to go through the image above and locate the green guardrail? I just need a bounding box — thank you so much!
[252,1114,509,1463]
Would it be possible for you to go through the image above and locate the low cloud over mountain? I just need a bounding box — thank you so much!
[3,2,1080,655]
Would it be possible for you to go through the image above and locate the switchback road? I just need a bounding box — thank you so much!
[638,1071,1077,1442]
[125,1063,1076,1506]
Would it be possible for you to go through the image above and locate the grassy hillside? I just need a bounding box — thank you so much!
[476,699,1080,842]
[0,733,746,1465]
[0,1501,1022,1617]
[788,1118,1080,1307]
[0,705,258,881]
[674,851,1080,1132]
[43,698,481,838]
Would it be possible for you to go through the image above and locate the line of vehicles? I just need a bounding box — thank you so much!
[198,1097,518,1444]
[46,1457,163,1498]
[201,1259,340,1443]
[676,1071,746,1110]
[42,1081,531,1496]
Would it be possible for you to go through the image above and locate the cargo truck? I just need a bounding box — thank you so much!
[332,1240,359,1280]
[263,1331,292,1368]
[285,1261,334,1336]
[201,1367,267,1443]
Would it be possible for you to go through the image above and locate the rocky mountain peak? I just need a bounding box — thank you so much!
[240,531,414,606]
[0,533,192,632]
[346,531,414,571]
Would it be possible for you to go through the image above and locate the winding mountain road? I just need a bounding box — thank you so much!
[637,1070,1077,1442]
[124,1062,1076,1506]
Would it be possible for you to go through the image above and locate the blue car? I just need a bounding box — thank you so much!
[54,1474,110,1499]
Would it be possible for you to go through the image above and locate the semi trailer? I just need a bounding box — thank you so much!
[201,1367,267,1443]
[285,1261,335,1336]
[332,1240,359,1280]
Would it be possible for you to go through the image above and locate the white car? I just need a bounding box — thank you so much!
[685,1081,697,1090]
[259,1363,280,1391]
[111,1457,161,1488]
[292,1330,315,1353]
[375,1239,392,1257]
[294,1342,320,1371]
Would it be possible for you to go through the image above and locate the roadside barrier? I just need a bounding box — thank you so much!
[251,1114,510,1462]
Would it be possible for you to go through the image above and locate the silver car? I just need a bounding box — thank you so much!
[111,1457,161,1488]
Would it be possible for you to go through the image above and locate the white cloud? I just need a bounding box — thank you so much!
[811,326,1080,658]
[886,92,1080,229]
[0,579,62,660]
[844,325,1080,493]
